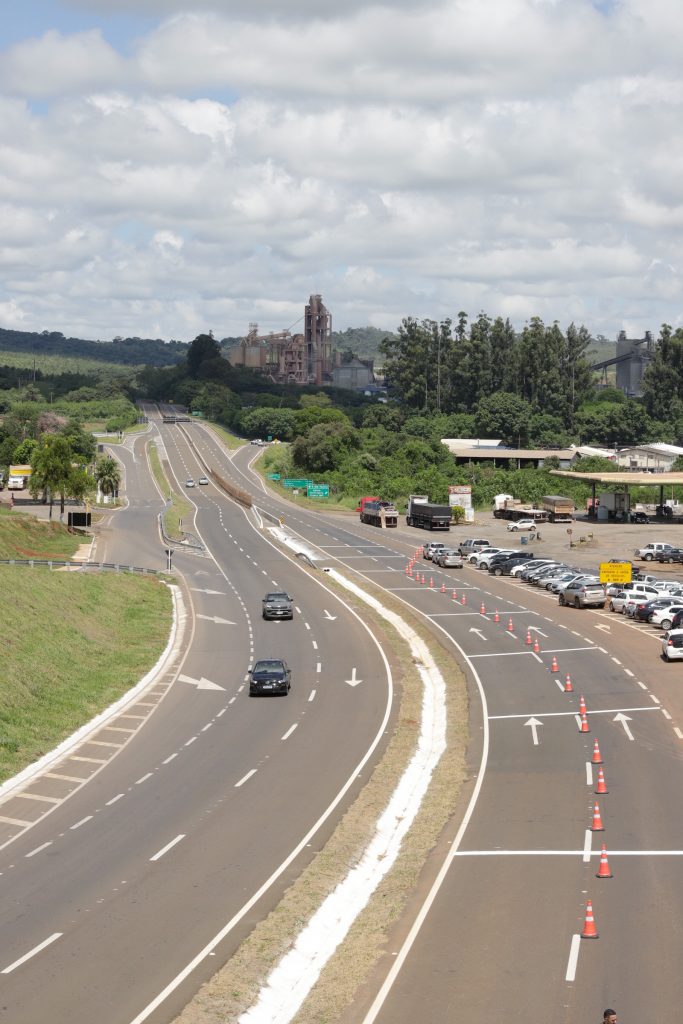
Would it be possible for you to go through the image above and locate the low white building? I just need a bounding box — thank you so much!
[615,442,683,472]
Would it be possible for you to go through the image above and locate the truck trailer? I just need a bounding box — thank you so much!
[542,495,575,523]
[406,494,452,531]
[360,500,398,528]
[492,493,548,522]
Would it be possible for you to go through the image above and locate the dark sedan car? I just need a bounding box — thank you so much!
[249,658,291,696]
[488,553,535,576]
[633,597,677,623]
[670,609,683,631]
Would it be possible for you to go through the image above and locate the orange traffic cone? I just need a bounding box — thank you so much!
[480,602,486,615]
[441,582,446,593]
[580,712,590,733]
[590,801,605,832]
[493,609,500,623]
[591,739,603,765]
[551,655,559,673]
[564,674,574,693]
[507,617,514,631]
[452,589,458,601]
[421,574,426,585]
[596,844,613,879]
[579,695,587,715]
[595,767,608,795]
[533,637,540,653]
[429,577,434,588]
[461,594,467,605]
[581,899,599,939]
[525,630,532,645]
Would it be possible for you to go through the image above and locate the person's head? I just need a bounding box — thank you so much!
[603,1011,617,1024]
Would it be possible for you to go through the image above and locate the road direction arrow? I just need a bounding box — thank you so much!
[346,668,362,687]
[525,717,543,745]
[469,628,486,641]
[190,588,226,595]
[595,623,611,633]
[196,614,236,625]
[323,610,337,621]
[613,712,634,740]
[528,627,548,637]
[179,673,225,691]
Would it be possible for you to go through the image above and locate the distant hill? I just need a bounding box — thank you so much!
[0,327,187,367]
[331,327,397,363]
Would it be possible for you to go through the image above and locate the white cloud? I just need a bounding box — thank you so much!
[0,1,682,341]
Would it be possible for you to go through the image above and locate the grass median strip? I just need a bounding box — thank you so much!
[173,569,468,1024]
[147,440,194,542]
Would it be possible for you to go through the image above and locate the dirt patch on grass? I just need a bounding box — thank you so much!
[172,571,469,1024]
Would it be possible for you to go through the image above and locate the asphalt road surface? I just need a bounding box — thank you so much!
[0,419,393,1024]
[177,418,683,1022]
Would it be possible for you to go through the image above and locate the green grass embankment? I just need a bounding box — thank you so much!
[147,440,194,541]
[0,512,172,782]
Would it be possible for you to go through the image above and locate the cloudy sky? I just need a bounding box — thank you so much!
[0,0,681,343]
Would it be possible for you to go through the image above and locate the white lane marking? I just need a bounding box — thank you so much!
[598,647,607,653]
[305,622,311,631]
[312,641,318,650]
[541,646,596,654]
[71,815,93,830]
[228,697,237,705]
[452,849,683,855]
[235,769,257,788]
[2,933,62,974]
[565,934,581,982]
[662,709,672,720]
[583,830,592,863]
[162,754,178,765]
[675,728,683,740]
[201,723,212,731]
[531,652,543,663]
[555,679,565,692]
[150,835,186,862]
[585,762,593,786]
[26,841,52,858]
[136,772,153,784]
[612,656,622,665]
[217,708,226,717]
[316,662,322,673]
[45,772,82,783]
[185,737,197,746]
[650,694,661,704]
[637,681,648,690]
[281,724,298,741]
[106,793,125,805]
[624,669,634,677]
[308,689,316,702]
[489,706,659,721]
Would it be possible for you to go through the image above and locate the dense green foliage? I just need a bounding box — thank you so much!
[0,327,186,366]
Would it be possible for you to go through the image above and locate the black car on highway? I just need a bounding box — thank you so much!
[249,659,291,696]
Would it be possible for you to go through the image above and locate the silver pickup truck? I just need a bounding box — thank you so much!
[262,592,294,620]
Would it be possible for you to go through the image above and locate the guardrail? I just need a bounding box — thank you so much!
[0,559,163,574]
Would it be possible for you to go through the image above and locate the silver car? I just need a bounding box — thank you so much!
[559,581,606,609]
[438,549,464,568]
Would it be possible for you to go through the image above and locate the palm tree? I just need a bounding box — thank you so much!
[94,456,121,503]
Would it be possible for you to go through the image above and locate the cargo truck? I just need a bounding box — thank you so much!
[542,495,575,523]
[360,500,398,528]
[492,493,548,522]
[7,464,31,490]
[406,494,452,531]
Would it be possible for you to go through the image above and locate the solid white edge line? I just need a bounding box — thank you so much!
[2,933,63,974]
[150,835,186,862]
[565,933,581,982]
[585,762,593,786]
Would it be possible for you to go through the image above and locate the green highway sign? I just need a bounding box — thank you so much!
[266,473,280,480]
[307,483,330,498]
[283,478,311,489]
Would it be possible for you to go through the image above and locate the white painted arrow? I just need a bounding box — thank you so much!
[190,588,226,595]
[323,610,337,621]
[528,627,548,637]
[595,623,611,633]
[525,717,543,745]
[469,628,486,641]
[345,668,362,687]
[179,673,225,691]
[613,712,634,740]
[196,614,236,625]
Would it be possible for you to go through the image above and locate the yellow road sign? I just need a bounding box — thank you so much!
[599,562,632,584]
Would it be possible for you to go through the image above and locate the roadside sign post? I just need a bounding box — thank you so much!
[599,562,632,585]
[165,548,174,571]
[567,528,573,548]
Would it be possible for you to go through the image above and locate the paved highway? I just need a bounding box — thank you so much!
[178,419,683,1021]
[0,421,393,1023]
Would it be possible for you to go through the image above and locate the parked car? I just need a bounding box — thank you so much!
[506,519,538,532]
[477,548,519,569]
[458,538,491,557]
[423,542,447,560]
[661,630,683,661]
[489,553,536,576]
[559,581,606,608]
[469,546,505,565]
[670,610,683,631]
[631,511,650,524]
[262,592,294,620]
[634,543,675,561]
[433,548,463,568]
[655,547,683,563]
[650,604,683,630]
[633,597,677,621]
[608,591,630,613]
[513,559,556,578]
[547,572,590,593]
[248,658,291,695]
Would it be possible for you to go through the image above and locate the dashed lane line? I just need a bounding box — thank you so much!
[1,933,63,975]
